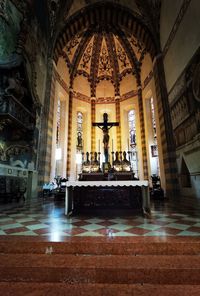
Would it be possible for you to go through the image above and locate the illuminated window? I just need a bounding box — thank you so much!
[128,110,138,177]
[128,110,136,147]
[151,97,157,142]
[77,111,83,150]
[56,98,61,146]
[150,97,158,157]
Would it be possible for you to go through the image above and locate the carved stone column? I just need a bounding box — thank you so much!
[138,86,149,180]
[38,59,54,186]
[91,97,96,152]
[66,88,73,178]
[115,96,121,151]
[137,86,149,180]
[153,54,178,196]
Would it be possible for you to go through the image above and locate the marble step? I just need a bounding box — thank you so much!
[0,283,200,296]
[0,237,200,255]
[0,254,200,284]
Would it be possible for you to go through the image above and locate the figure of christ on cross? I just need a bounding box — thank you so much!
[92,113,119,163]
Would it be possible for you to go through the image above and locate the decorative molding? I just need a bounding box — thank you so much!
[143,70,153,89]
[163,0,192,57]
[73,92,91,103]
[96,97,115,104]
[121,90,138,102]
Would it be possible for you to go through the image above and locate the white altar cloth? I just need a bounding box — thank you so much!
[65,180,150,215]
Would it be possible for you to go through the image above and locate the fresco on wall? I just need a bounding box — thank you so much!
[0,0,22,63]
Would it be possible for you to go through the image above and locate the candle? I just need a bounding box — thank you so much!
[98,139,100,152]
[127,138,129,150]
[112,139,114,151]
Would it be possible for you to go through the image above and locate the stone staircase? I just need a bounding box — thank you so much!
[0,237,200,295]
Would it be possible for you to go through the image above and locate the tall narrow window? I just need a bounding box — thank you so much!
[150,97,159,175]
[56,98,61,146]
[128,110,138,177]
[77,111,83,151]
[151,97,157,143]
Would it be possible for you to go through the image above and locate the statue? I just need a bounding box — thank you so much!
[102,127,109,162]
[92,113,119,163]
[77,132,82,148]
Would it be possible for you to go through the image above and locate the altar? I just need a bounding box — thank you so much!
[65,180,150,216]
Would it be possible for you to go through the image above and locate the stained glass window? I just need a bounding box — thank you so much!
[128,110,136,146]
[128,110,138,177]
[151,97,157,141]
[77,111,83,150]
[150,97,158,157]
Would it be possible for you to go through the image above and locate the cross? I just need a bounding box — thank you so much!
[92,113,119,163]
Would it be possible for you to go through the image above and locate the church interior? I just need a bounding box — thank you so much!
[0,0,200,295]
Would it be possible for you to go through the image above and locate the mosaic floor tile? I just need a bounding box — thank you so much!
[185,226,200,233]
[85,218,104,223]
[76,231,103,236]
[125,228,150,235]
[10,231,38,236]
[144,231,171,236]
[81,224,105,231]
[4,227,28,234]
[27,224,49,231]
[0,195,200,238]
[193,223,200,227]
[1,223,23,230]
[156,217,177,223]
[166,223,189,230]
[137,224,161,231]
[156,227,182,235]
[178,231,200,236]
[110,224,133,231]
[113,231,136,237]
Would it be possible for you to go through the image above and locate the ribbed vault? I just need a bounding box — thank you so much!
[54,2,158,61]
[54,2,158,96]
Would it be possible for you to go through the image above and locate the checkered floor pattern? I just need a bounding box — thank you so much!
[0,197,200,239]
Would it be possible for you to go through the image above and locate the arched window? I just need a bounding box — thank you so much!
[77,111,83,151]
[56,98,61,146]
[151,97,157,143]
[128,110,138,177]
[128,110,136,147]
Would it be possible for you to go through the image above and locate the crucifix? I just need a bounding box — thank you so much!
[92,113,119,163]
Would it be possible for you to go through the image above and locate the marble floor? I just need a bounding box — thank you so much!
[0,195,200,240]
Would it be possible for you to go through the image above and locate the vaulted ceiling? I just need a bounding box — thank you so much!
[53,0,162,98]
[62,28,146,96]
